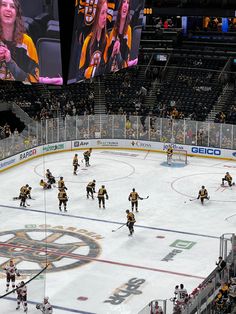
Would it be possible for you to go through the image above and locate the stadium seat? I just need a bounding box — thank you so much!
[46,0,60,39]
[37,38,62,78]
[19,0,50,43]
[130,26,142,60]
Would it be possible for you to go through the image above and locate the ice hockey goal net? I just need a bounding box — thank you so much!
[168,149,187,164]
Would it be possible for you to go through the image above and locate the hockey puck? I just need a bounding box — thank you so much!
[156,235,165,239]
[77,296,88,301]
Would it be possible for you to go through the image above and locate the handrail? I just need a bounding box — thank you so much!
[218,57,232,82]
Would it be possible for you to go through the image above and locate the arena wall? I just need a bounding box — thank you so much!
[1,139,236,172]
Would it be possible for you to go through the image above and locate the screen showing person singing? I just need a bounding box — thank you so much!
[67,0,145,84]
[0,0,62,85]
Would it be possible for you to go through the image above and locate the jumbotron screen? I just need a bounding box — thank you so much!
[0,0,62,85]
[68,0,145,84]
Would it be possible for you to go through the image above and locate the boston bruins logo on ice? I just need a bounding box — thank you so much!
[0,225,102,273]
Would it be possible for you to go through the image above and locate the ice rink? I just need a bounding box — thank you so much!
[1,149,236,314]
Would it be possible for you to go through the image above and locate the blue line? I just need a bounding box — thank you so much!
[3,296,96,314]
[0,204,218,239]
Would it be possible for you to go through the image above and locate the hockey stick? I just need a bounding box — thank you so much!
[112,223,126,232]
[141,196,149,200]
[189,198,198,201]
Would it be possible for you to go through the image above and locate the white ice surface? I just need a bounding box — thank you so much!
[0,149,236,313]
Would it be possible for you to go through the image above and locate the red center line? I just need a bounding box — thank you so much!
[0,243,205,280]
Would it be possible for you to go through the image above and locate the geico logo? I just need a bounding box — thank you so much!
[191,147,221,155]
[20,149,37,160]
[104,278,145,305]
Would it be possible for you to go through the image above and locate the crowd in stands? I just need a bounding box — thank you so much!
[0,80,95,121]
[0,123,18,139]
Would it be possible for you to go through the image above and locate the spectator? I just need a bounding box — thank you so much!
[105,0,132,72]
[216,256,226,272]
[78,0,108,80]
[0,0,39,82]
[149,300,163,314]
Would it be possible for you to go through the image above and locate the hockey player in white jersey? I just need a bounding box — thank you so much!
[36,296,53,313]
[16,281,27,312]
[4,259,20,292]
[176,283,188,304]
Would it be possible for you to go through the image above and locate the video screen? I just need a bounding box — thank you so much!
[0,0,62,85]
[68,0,145,84]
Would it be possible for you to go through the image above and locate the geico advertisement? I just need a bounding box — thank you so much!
[191,146,221,156]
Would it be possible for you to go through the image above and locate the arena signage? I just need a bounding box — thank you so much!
[74,141,89,147]
[191,147,221,156]
[19,149,37,160]
[163,143,184,150]
[131,141,152,148]
[104,278,146,305]
[0,158,15,169]
[43,143,65,152]
[96,140,119,147]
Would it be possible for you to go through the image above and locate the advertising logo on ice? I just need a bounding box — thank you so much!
[104,278,146,305]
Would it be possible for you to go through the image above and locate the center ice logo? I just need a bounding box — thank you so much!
[0,227,101,273]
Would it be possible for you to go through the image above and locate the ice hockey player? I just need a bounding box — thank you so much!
[40,179,51,189]
[46,169,56,185]
[73,154,79,175]
[167,145,173,165]
[197,186,209,205]
[58,177,67,191]
[25,186,32,199]
[19,184,29,198]
[97,185,108,209]
[19,184,29,207]
[4,259,20,292]
[176,283,188,305]
[128,188,143,212]
[222,172,234,187]
[13,185,31,202]
[86,180,96,199]
[126,209,136,236]
[36,296,53,314]
[16,281,27,312]
[58,189,68,212]
[83,148,92,167]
